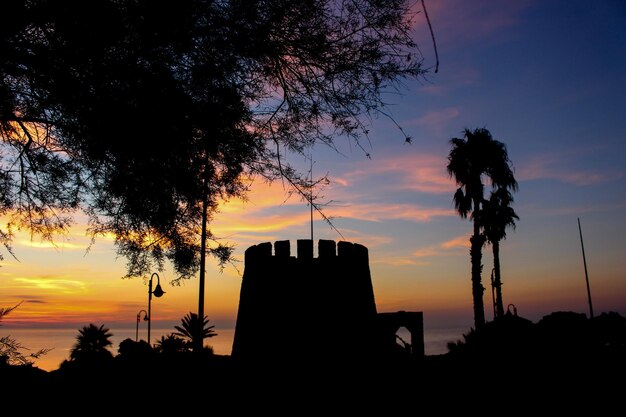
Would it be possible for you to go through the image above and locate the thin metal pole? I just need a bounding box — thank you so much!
[136,310,147,342]
[310,155,314,251]
[578,217,594,319]
[147,276,153,346]
[490,268,497,320]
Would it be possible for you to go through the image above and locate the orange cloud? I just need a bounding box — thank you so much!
[18,239,86,250]
[219,178,304,213]
[412,234,469,259]
[10,276,88,294]
[205,167,458,248]
[441,235,470,249]
[412,247,442,258]
[214,212,311,234]
[2,297,127,325]
[371,256,431,267]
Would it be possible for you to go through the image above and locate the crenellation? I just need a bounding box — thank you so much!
[318,239,336,258]
[274,240,290,257]
[296,239,313,259]
[243,239,374,263]
[244,241,273,260]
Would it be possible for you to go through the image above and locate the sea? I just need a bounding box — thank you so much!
[3,326,468,372]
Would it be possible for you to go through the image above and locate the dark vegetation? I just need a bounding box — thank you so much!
[0,0,427,283]
[447,127,518,329]
[3,310,625,412]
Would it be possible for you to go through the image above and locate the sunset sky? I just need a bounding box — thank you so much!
[2,0,625,359]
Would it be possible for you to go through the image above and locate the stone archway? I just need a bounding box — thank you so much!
[377,311,424,359]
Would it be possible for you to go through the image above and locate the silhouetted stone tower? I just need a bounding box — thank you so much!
[232,239,378,367]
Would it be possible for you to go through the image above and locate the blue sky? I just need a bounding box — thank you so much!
[271,0,626,323]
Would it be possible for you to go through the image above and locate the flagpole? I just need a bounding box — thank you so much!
[310,155,313,248]
[577,217,594,319]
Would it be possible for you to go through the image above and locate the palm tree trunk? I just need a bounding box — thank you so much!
[470,228,486,329]
[492,240,504,318]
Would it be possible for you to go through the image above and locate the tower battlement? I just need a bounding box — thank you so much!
[242,238,371,268]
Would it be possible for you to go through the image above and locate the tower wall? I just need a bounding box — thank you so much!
[231,239,378,366]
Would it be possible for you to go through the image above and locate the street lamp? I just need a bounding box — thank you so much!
[136,309,148,342]
[147,272,165,346]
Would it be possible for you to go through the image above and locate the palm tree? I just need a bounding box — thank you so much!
[173,312,217,353]
[155,334,189,355]
[69,323,114,362]
[482,187,519,319]
[447,127,517,329]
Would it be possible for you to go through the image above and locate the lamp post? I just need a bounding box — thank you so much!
[136,309,148,342]
[147,272,165,346]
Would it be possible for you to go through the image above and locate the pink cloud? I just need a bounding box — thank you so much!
[337,231,393,249]
[411,0,534,48]
[330,203,456,223]
[408,107,460,130]
[341,152,456,195]
[208,151,461,243]
[559,171,623,186]
[416,67,480,95]
[331,177,350,187]
[520,201,626,218]
[517,153,623,186]
[408,0,535,79]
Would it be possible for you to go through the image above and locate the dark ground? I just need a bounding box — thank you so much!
[5,348,624,414]
[4,312,625,413]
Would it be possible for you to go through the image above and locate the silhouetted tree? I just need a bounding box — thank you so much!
[1,1,430,346]
[174,312,217,353]
[117,338,151,359]
[447,128,517,329]
[482,187,519,319]
[0,302,51,366]
[446,312,534,358]
[592,312,626,350]
[155,334,189,356]
[0,1,426,260]
[69,323,114,363]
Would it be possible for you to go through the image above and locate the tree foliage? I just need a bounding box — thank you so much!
[447,128,517,328]
[173,311,217,352]
[69,323,114,362]
[0,302,51,366]
[0,0,429,280]
[483,186,519,318]
[155,333,189,355]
